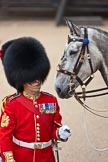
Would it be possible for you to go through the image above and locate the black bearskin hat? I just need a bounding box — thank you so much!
[1,37,50,92]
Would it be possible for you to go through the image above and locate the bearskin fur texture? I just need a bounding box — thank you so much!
[2,37,50,92]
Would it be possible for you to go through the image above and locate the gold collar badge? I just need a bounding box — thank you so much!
[23,91,40,100]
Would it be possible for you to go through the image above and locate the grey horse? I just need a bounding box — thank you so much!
[54,20,108,99]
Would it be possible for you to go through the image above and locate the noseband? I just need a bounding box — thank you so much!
[57,28,94,99]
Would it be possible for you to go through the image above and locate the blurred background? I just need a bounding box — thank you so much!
[0,0,108,25]
[0,1,108,162]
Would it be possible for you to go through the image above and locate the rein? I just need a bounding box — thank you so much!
[76,87,108,98]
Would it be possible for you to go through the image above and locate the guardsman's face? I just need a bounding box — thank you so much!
[24,80,41,95]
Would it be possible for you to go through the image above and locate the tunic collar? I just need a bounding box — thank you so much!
[23,91,40,100]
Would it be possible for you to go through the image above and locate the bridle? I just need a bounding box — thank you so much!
[57,28,94,97]
[57,26,108,151]
[57,27,108,118]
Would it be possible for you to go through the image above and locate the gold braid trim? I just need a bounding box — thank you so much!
[1,93,21,113]
[23,91,40,100]
[1,97,7,113]
[3,151,15,162]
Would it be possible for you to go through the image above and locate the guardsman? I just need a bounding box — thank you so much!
[0,37,71,162]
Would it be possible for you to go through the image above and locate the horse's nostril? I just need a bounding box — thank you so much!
[56,87,61,94]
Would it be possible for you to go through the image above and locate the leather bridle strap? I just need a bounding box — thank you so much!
[73,45,85,75]
[73,28,94,87]
[57,64,75,77]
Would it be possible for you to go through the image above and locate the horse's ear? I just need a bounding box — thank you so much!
[66,20,81,36]
[65,19,74,35]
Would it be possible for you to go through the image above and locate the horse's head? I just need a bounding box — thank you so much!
[55,20,96,99]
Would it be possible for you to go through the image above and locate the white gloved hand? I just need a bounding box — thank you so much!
[0,157,2,162]
[58,125,71,141]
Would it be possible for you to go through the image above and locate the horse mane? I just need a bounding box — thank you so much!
[86,26,108,78]
[89,27,108,35]
[79,25,108,35]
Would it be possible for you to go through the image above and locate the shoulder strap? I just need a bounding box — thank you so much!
[16,95,52,138]
[16,95,39,115]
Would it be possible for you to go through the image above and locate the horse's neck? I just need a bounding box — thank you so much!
[88,28,108,86]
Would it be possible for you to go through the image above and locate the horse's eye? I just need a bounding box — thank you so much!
[72,38,76,42]
[70,51,77,55]
[68,37,76,44]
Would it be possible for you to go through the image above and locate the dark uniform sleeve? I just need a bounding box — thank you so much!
[52,97,62,140]
[0,97,15,162]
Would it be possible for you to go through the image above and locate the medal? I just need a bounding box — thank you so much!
[39,103,56,114]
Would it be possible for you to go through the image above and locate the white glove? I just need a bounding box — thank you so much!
[0,157,2,162]
[58,125,71,141]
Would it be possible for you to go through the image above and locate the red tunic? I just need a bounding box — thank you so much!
[0,92,62,162]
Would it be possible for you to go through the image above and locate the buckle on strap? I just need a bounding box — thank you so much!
[34,143,43,149]
[13,136,52,149]
[34,141,52,149]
